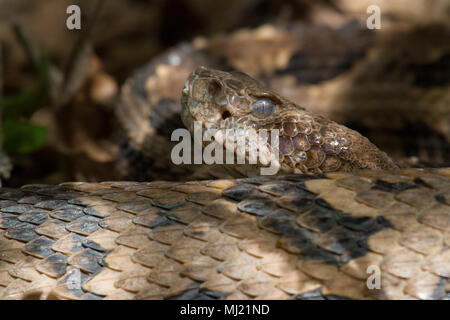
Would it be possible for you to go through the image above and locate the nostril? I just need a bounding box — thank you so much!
[222,110,231,120]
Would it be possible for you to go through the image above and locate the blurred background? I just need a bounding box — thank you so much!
[0,0,449,186]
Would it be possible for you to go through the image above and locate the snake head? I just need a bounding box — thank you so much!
[181,66,303,131]
[181,66,398,175]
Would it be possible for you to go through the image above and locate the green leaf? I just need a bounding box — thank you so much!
[36,52,50,101]
[3,120,48,155]
[2,53,50,120]
[3,89,41,120]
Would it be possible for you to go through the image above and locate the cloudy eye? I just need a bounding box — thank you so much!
[251,99,275,119]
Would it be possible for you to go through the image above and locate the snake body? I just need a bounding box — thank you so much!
[0,23,449,300]
[0,66,449,300]
[0,167,449,300]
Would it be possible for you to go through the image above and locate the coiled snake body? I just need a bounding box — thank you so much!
[0,24,449,300]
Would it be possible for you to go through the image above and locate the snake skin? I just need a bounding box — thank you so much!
[0,168,449,300]
[0,23,449,300]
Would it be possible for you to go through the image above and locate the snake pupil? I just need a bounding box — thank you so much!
[251,99,275,119]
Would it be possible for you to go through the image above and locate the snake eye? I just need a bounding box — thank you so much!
[251,99,275,119]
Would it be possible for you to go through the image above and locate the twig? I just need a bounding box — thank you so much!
[12,23,40,72]
[60,0,105,106]
[0,43,2,187]
[0,43,3,152]
[0,43,12,186]
[13,23,61,109]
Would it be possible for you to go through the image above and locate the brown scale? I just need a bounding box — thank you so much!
[1,168,448,300]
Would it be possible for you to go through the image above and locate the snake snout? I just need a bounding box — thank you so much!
[182,67,235,129]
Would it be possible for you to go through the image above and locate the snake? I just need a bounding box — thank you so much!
[115,23,449,182]
[0,23,449,300]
